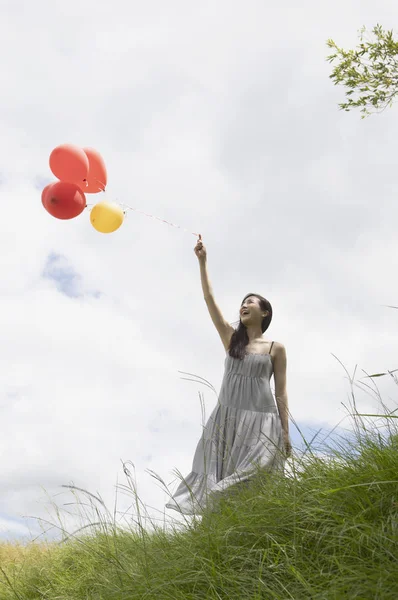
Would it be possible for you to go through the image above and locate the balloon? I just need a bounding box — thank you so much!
[42,181,86,220]
[49,144,89,184]
[83,147,107,193]
[41,182,55,205]
[90,201,124,233]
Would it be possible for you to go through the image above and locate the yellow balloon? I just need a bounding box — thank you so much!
[90,201,124,233]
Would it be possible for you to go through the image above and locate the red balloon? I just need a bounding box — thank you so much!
[41,182,55,205]
[49,144,89,184]
[83,147,107,193]
[42,181,86,220]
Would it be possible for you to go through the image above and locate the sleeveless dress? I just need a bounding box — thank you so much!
[165,341,286,515]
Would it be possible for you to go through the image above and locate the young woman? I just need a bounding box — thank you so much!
[165,236,291,515]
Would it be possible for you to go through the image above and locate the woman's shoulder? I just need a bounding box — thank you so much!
[270,340,285,348]
[268,340,286,356]
[270,341,287,361]
[264,340,283,367]
[265,339,284,346]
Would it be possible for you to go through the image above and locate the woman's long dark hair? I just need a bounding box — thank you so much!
[228,293,273,360]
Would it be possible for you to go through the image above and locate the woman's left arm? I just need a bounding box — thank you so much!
[273,343,289,434]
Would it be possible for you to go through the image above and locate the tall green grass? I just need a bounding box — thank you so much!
[0,357,397,599]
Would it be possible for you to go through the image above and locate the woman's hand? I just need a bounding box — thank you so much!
[194,234,207,262]
[283,431,292,458]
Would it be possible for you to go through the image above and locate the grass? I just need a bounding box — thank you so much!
[0,359,397,599]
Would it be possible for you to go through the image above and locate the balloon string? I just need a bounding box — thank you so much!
[81,177,106,192]
[120,203,200,238]
[84,187,200,238]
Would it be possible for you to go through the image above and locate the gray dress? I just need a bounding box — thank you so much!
[166,342,286,515]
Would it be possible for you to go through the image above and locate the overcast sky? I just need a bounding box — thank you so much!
[0,0,397,543]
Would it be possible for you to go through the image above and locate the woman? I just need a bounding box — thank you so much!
[165,236,291,515]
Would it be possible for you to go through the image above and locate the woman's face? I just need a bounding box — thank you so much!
[240,296,266,325]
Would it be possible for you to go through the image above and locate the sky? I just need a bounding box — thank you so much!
[0,0,397,543]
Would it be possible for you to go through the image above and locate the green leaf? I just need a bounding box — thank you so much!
[326,22,398,117]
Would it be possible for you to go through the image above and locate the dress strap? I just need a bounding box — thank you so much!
[269,341,274,355]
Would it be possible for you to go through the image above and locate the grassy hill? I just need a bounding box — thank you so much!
[1,392,397,599]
